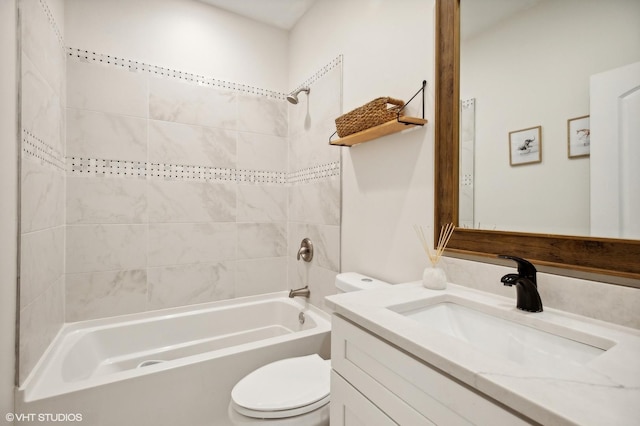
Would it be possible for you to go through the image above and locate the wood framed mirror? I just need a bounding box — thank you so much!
[434,0,640,284]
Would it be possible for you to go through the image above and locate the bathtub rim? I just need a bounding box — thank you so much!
[19,291,331,402]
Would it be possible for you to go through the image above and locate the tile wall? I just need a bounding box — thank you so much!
[17,0,342,384]
[18,0,66,384]
[64,51,342,321]
[287,64,342,309]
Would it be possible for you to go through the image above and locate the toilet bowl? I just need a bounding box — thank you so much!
[229,273,390,424]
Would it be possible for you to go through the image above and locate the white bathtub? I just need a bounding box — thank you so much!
[17,292,331,425]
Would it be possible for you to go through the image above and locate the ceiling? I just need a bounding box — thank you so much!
[197,0,317,30]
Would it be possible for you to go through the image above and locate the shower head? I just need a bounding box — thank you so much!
[286,87,310,104]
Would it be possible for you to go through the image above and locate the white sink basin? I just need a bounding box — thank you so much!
[388,296,614,375]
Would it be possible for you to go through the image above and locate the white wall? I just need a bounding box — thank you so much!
[290,0,435,284]
[290,0,640,328]
[0,0,18,419]
[461,0,640,235]
[65,0,289,92]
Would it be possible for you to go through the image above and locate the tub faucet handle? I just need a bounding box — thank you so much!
[297,238,313,262]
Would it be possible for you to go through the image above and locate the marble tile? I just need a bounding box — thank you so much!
[67,60,148,118]
[66,224,147,274]
[238,94,287,137]
[19,277,64,384]
[287,95,310,138]
[289,68,341,172]
[148,180,235,223]
[21,54,63,153]
[440,257,640,330]
[67,176,147,224]
[237,223,287,259]
[66,108,147,161]
[237,185,287,222]
[149,77,236,129]
[439,257,515,299]
[289,176,340,226]
[308,266,339,312]
[20,0,65,97]
[148,120,236,168]
[288,223,340,272]
[21,159,65,233]
[147,262,235,310]
[537,273,640,329]
[237,132,287,172]
[288,259,338,313]
[148,223,236,267]
[313,67,342,122]
[289,67,342,138]
[235,257,287,297]
[289,121,340,172]
[19,226,65,309]
[65,269,148,322]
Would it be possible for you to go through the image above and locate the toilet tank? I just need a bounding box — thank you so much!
[335,272,390,293]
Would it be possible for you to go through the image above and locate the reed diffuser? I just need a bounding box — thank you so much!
[413,223,455,289]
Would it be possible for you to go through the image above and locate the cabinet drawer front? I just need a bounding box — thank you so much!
[331,371,397,426]
[332,316,531,426]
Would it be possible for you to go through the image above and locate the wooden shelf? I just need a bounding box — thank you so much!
[330,116,427,147]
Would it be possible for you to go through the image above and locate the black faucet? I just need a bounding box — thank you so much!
[498,255,543,313]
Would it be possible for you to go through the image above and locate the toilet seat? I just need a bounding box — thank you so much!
[231,354,331,419]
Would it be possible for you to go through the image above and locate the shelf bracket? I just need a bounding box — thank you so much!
[396,80,427,125]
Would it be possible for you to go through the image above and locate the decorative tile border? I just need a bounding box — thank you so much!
[39,0,64,48]
[67,47,343,102]
[67,157,289,185]
[288,161,340,184]
[291,55,342,95]
[67,157,339,185]
[22,129,65,171]
[67,48,286,100]
[461,98,475,110]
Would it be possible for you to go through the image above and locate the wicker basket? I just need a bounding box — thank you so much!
[335,97,405,138]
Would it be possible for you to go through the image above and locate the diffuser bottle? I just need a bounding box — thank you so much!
[414,223,455,291]
[422,264,447,290]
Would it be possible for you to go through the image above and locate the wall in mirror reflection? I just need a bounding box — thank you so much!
[460,0,640,238]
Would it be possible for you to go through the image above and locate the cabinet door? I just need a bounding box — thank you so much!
[332,315,532,425]
[331,371,398,426]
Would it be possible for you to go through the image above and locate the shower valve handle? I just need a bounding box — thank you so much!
[297,238,313,262]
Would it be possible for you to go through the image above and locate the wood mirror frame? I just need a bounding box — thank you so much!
[434,0,640,284]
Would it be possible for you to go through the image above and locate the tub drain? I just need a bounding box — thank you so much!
[137,360,165,368]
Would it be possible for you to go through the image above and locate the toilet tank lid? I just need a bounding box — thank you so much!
[335,272,390,292]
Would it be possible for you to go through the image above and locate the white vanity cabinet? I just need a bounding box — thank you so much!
[330,315,532,426]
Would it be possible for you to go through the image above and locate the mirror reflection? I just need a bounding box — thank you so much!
[459,0,640,239]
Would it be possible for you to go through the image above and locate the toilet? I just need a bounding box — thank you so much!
[228,273,390,425]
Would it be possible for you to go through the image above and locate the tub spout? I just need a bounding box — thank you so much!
[289,285,310,298]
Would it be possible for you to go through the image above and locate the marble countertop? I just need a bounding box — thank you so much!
[325,282,640,426]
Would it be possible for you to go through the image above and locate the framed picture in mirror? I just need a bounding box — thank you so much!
[567,115,590,158]
[508,126,541,166]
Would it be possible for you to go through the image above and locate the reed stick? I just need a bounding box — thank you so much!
[413,223,455,266]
